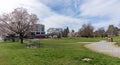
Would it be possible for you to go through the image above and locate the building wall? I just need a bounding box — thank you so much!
[30,24,45,38]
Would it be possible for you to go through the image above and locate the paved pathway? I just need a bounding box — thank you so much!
[85,41,120,58]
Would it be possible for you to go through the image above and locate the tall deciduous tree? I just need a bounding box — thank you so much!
[106,25,118,36]
[0,8,38,43]
[94,28,106,37]
[79,24,94,37]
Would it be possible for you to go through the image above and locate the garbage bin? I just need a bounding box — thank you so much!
[108,37,113,42]
[110,38,113,42]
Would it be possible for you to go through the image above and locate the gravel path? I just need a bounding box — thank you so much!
[85,41,120,58]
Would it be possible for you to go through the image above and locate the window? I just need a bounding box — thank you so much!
[31,32,35,35]
[41,32,45,34]
[36,32,40,34]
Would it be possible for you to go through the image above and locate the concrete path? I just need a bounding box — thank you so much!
[85,41,120,58]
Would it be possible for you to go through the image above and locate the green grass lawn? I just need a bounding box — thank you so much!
[112,36,120,46]
[40,37,106,44]
[0,37,119,65]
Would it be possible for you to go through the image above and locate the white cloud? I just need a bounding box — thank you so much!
[0,0,33,13]
[0,0,55,18]
[80,0,120,17]
[80,0,120,29]
[0,0,119,32]
[0,0,86,32]
[39,0,82,16]
[41,14,86,31]
[93,20,119,30]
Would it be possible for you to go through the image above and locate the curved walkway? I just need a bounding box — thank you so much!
[85,41,120,58]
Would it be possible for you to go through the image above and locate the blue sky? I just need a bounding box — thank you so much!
[0,0,120,31]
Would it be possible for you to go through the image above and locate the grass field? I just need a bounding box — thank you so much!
[0,37,120,65]
[112,36,120,46]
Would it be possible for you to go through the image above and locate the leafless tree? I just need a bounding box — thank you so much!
[106,25,119,37]
[0,8,38,43]
[94,28,106,37]
[79,24,94,37]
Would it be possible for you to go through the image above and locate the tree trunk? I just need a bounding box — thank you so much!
[20,33,24,44]
[11,34,15,42]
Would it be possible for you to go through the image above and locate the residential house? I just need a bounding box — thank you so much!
[47,28,63,38]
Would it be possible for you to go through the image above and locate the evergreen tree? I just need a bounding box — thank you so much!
[62,27,69,37]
